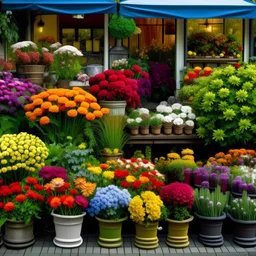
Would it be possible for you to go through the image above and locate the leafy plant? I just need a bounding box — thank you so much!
[193,186,228,217]
[178,85,199,101]
[150,116,163,127]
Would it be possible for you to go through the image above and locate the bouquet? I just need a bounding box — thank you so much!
[160,182,194,221]
[0,132,49,183]
[128,191,167,224]
[11,41,54,66]
[44,176,96,216]
[86,185,131,220]
[0,176,45,226]
[89,69,141,108]
[0,71,44,135]
[24,87,109,145]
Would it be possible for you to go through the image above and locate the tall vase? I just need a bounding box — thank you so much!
[95,216,127,248]
[134,221,159,249]
[21,65,45,86]
[99,100,127,116]
[195,212,226,247]
[3,220,35,249]
[51,212,86,248]
[166,216,194,248]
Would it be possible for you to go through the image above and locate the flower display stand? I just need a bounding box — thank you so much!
[134,222,159,249]
[96,216,127,248]
[99,100,127,116]
[51,212,86,248]
[166,216,194,248]
[21,65,45,86]
[3,220,35,249]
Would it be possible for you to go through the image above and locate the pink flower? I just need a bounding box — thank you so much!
[75,195,89,208]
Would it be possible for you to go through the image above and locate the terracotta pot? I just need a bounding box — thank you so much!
[151,125,162,135]
[140,126,149,135]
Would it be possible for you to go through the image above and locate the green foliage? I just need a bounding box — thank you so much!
[109,14,136,39]
[84,121,96,149]
[178,85,199,101]
[169,206,192,221]
[193,186,228,217]
[226,191,256,221]
[92,115,129,151]
[155,159,197,183]
[128,57,149,72]
[150,117,163,127]
[192,63,256,146]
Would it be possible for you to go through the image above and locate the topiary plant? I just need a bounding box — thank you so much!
[108,14,136,39]
[192,63,256,146]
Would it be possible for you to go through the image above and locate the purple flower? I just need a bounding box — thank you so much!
[239,182,248,193]
[232,178,242,192]
[137,78,151,97]
[219,173,229,184]
[75,196,89,209]
[201,181,209,189]
[247,183,255,194]
[209,173,217,188]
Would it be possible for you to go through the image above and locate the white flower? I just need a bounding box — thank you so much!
[170,113,178,119]
[155,114,165,121]
[11,41,37,51]
[160,101,168,106]
[42,47,49,52]
[185,120,194,127]
[157,226,163,231]
[180,113,187,119]
[54,45,83,56]
[171,103,182,110]
[50,42,62,48]
[127,118,134,124]
[164,106,173,113]
[163,115,173,123]
[173,117,184,125]
[156,105,166,113]
[188,113,196,119]
[138,108,149,115]
[181,106,192,113]
[135,117,142,123]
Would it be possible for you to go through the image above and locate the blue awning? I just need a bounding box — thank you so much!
[2,0,117,14]
[119,0,256,18]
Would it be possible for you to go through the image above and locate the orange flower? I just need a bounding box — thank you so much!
[49,105,59,113]
[62,195,75,209]
[99,163,109,169]
[47,89,58,95]
[216,158,227,164]
[65,101,76,108]
[86,112,95,121]
[208,157,215,162]
[215,152,225,158]
[85,93,97,102]
[38,91,50,99]
[101,108,109,115]
[31,95,40,101]
[94,110,103,118]
[48,95,59,102]
[32,98,43,106]
[90,102,101,110]
[29,114,37,121]
[40,116,50,125]
[139,176,149,183]
[80,182,96,197]
[74,95,85,103]
[33,108,43,117]
[59,104,66,112]
[71,90,79,96]
[41,101,52,109]
[25,111,33,118]
[64,91,73,98]
[80,102,89,109]
[24,103,35,111]
[77,107,88,115]
[67,109,78,117]
[4,202,15,211]
[50,197,61,209]
[74,177,86,188]
[56,90,66,97]
[58,97,69,104]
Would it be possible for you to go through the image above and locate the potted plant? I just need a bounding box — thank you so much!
[24,87,109,145]
[11,41,54,86]
[150,115,163,135]
[89,69,141,113]
[92,115,130,161]
[162,115,173,135]
[0,176,45,248]
[225,191,256,247]
[128,191,168,249]
[45,176,96,248]
[139,115,151,135]
[193,186,228,247]
[86,185,131,248]
[69,72,90,90]
[126,117,142,135]
[160,182,194,248]
[53,45,83,88]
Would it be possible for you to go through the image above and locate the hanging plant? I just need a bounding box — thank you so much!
[108,13,136,39]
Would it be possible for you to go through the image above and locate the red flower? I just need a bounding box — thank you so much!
[141,71,149,78]
[132,64,141,73]
[114,170,130,179]
[108,74,118,82]
[95,73,105,81]
[187,71,198,79]
[98,89,108,99]
[43,52,54,66]
[104,69,115,76]
[15,194,27,202]
[37,195,44,201]
[70,189,78,195]
[0,179,3,185]
[62,196,75,209]
[4,202,15,211]
[0,185,13,196]
[50,197,61,209]
[26,177,38,184]
[238,46,243,51]
[123,70,135,77]
[34,184,43,191]
[132,180,142,190]
[56,182,70,193]
[24,185,30,190]
[106,91,116,100]
[10,182,22,193]
[26,190,38,199]
[0,202,4,209]
[121,180,130,188]
[99,80,109,88]
[234,63,241,69]
[89,84,100,93]
[141,172,151,178]
[29,51,40,64]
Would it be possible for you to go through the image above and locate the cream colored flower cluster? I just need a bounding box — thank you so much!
[0,132,48,174]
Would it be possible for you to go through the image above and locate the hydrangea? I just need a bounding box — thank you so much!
[185,120,194,127]
[173,117,184,126]
[156,104,167,113]
[138,108,150,115]
[163,115,173,123]
[171,103,182,110]
[188,113,196,119]
[181,106,192,113]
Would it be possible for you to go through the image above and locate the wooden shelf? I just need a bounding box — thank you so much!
[187,57,239,68]
[128,133,203,145]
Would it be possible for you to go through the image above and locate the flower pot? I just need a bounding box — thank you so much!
[95,216,127,248]
[21,65,45,86]
[134,221,159,249]
[51,212,86,248]
[56,79,70,89]
[151,125,162,135]
[101,151,123,161]
[166,216,194,248]
[184,126,194,135]
[140,126,149,135]
[3,220,35,249]
[195,212,226,247]
[130,127,139,135]
[173,125,184,135]
[228,213,256,247]
[99,100,127,116]
[163,123,172,135]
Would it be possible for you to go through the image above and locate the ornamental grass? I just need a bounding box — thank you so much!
[24,87,109,144]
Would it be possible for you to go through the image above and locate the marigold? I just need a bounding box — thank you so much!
[74,177,86,187]
[32,98,43,106]
[101,108,109,115]
[67,109,77,117]
[39,116,50,125]
[74,95,85,103]
[80,182,96,197]
[167,153,180,159]
[59,104,66,112]
[65,91,74,98]
[99,163,109,169]
[103,171,115,180]
[80,102,90,109]
[94,110,103,118]
[65,101,76,108]
[28,114,37,121]
[50,197,61,209]
[88,166,102,175]
[86,112,95,121]
[31,95,40,101]
[182,155,195,161]
[38,91,49,99]
[25,111,33,118]
[48,105,59,113]
[33,108,43,117]
[77,107,88,115]
[181,148,194,155]
[48,94,59,102]
[90,102,101,110]
[139,176,149,183]
[58,97,69,104]
[41,101,52,109]
[24,103,35,111]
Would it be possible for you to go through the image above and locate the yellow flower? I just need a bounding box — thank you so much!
[78,143,87,149]
[103,171,115,180]
[182,155,195,161]
[167,153,180,159]
[181,148,194,155]
[126,175,136,183]
[88,166,102,175]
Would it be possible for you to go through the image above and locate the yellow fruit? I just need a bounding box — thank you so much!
[237,54,241,58]
[219,53,224,57]
[193,52,197,56]
[187,51,193,56]
[113,148,119,154]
